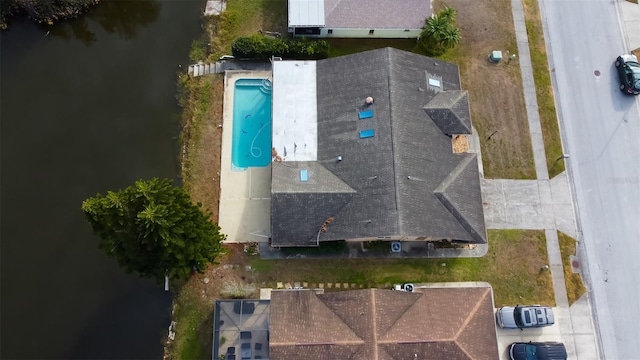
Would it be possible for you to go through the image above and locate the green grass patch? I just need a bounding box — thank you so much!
[205,0,288,61]
[166,281,215,360]
[557,231,586,305]
[251,230,555,306]
[523,0,565,178]
[327,38,420,57]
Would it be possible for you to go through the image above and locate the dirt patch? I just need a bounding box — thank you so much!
[452,134,469,153]
[164,244,256,359]
[180,75,224,221]
[437,0,536,179]
[557,231,586,305]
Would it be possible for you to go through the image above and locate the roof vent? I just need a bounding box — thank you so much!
[337,155,343,162]
[365,96,374,104]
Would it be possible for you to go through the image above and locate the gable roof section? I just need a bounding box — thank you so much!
[323,0,432,29]
[271,47,487,245]
[271,161,355,246]
[269,287,499,360]
[433,154,487,243]
[424,90,473,135]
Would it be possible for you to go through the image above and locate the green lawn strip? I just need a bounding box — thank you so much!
[166,282,215,360]
[557,231,587,305]
[523,0,565,178]
[251,230,555,306]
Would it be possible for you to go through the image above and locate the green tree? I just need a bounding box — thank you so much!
[81,178,225,283]
[419,6,461,56]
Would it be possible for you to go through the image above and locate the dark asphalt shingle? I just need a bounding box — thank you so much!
[271,47,486,246]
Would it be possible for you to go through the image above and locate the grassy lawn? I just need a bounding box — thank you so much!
[166,278,217,360]
[251,230,555,307]
[558,231,587,305]
[523,0,565,178]
[436,0,536,179]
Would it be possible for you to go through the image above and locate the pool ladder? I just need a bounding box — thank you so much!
[259,79,272,94]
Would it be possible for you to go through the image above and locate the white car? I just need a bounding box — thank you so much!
[496,305,554,329]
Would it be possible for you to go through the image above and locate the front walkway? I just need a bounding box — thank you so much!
[481,174,576,238]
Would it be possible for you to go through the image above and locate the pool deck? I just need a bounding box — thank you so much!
[219,71,273,243]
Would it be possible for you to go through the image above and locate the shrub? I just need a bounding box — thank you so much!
[231,35,329,59]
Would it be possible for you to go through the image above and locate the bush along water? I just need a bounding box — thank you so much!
[231,35,329,60]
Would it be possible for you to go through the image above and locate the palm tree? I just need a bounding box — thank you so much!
[438,6,457,24]
[441,27,461,49]
[420,7,461,55]
[423,14,450,42]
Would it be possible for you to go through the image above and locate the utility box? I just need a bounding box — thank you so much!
[489,50,503,63]
[393,283,415,292]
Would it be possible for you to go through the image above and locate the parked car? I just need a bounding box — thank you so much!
[496,305,554,329]
[615,54,640,95]
[508,341,567,360]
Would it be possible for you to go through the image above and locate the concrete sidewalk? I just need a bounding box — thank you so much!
[619,0,640,50]
[507,0,601,358]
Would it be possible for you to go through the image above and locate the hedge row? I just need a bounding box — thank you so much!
[231,35,329,60]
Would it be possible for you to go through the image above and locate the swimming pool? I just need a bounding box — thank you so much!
[232,79,272,169]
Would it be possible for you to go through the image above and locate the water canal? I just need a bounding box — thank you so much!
[1,1,202,358]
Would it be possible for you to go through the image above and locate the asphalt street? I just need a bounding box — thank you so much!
[538,0,640,358]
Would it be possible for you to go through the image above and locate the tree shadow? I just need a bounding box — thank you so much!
[47,0,162,47]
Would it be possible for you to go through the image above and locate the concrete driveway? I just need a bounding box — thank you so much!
[481,174,576,238]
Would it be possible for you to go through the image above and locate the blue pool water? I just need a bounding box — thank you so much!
[232,79,272,169]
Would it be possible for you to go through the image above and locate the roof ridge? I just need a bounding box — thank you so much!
[453,288,491,360]
[376,291,422,341]
[324,0,341,18]
[270,291,363,345]
[386,47,402,230]
[424,90,472,135]
[453,287,490,339]
[433,154,486,243]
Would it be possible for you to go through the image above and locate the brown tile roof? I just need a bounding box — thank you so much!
[269,287,498,360]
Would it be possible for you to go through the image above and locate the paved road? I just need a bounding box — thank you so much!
[538,0,640,358]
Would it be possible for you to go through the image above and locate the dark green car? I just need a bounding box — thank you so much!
[615,54,640,95]
[509,342,567,360]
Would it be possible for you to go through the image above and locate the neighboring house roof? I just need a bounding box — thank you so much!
[271,48,487,246]
[324,0,432,29]
[269,287,499,360]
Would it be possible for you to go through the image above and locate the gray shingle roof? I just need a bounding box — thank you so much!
[324,0,432,29]
[271,47,486,246]
[424,90,473,135]
[269,287,499,360]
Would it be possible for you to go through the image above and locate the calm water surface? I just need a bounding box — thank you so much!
[1,1,202,358]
